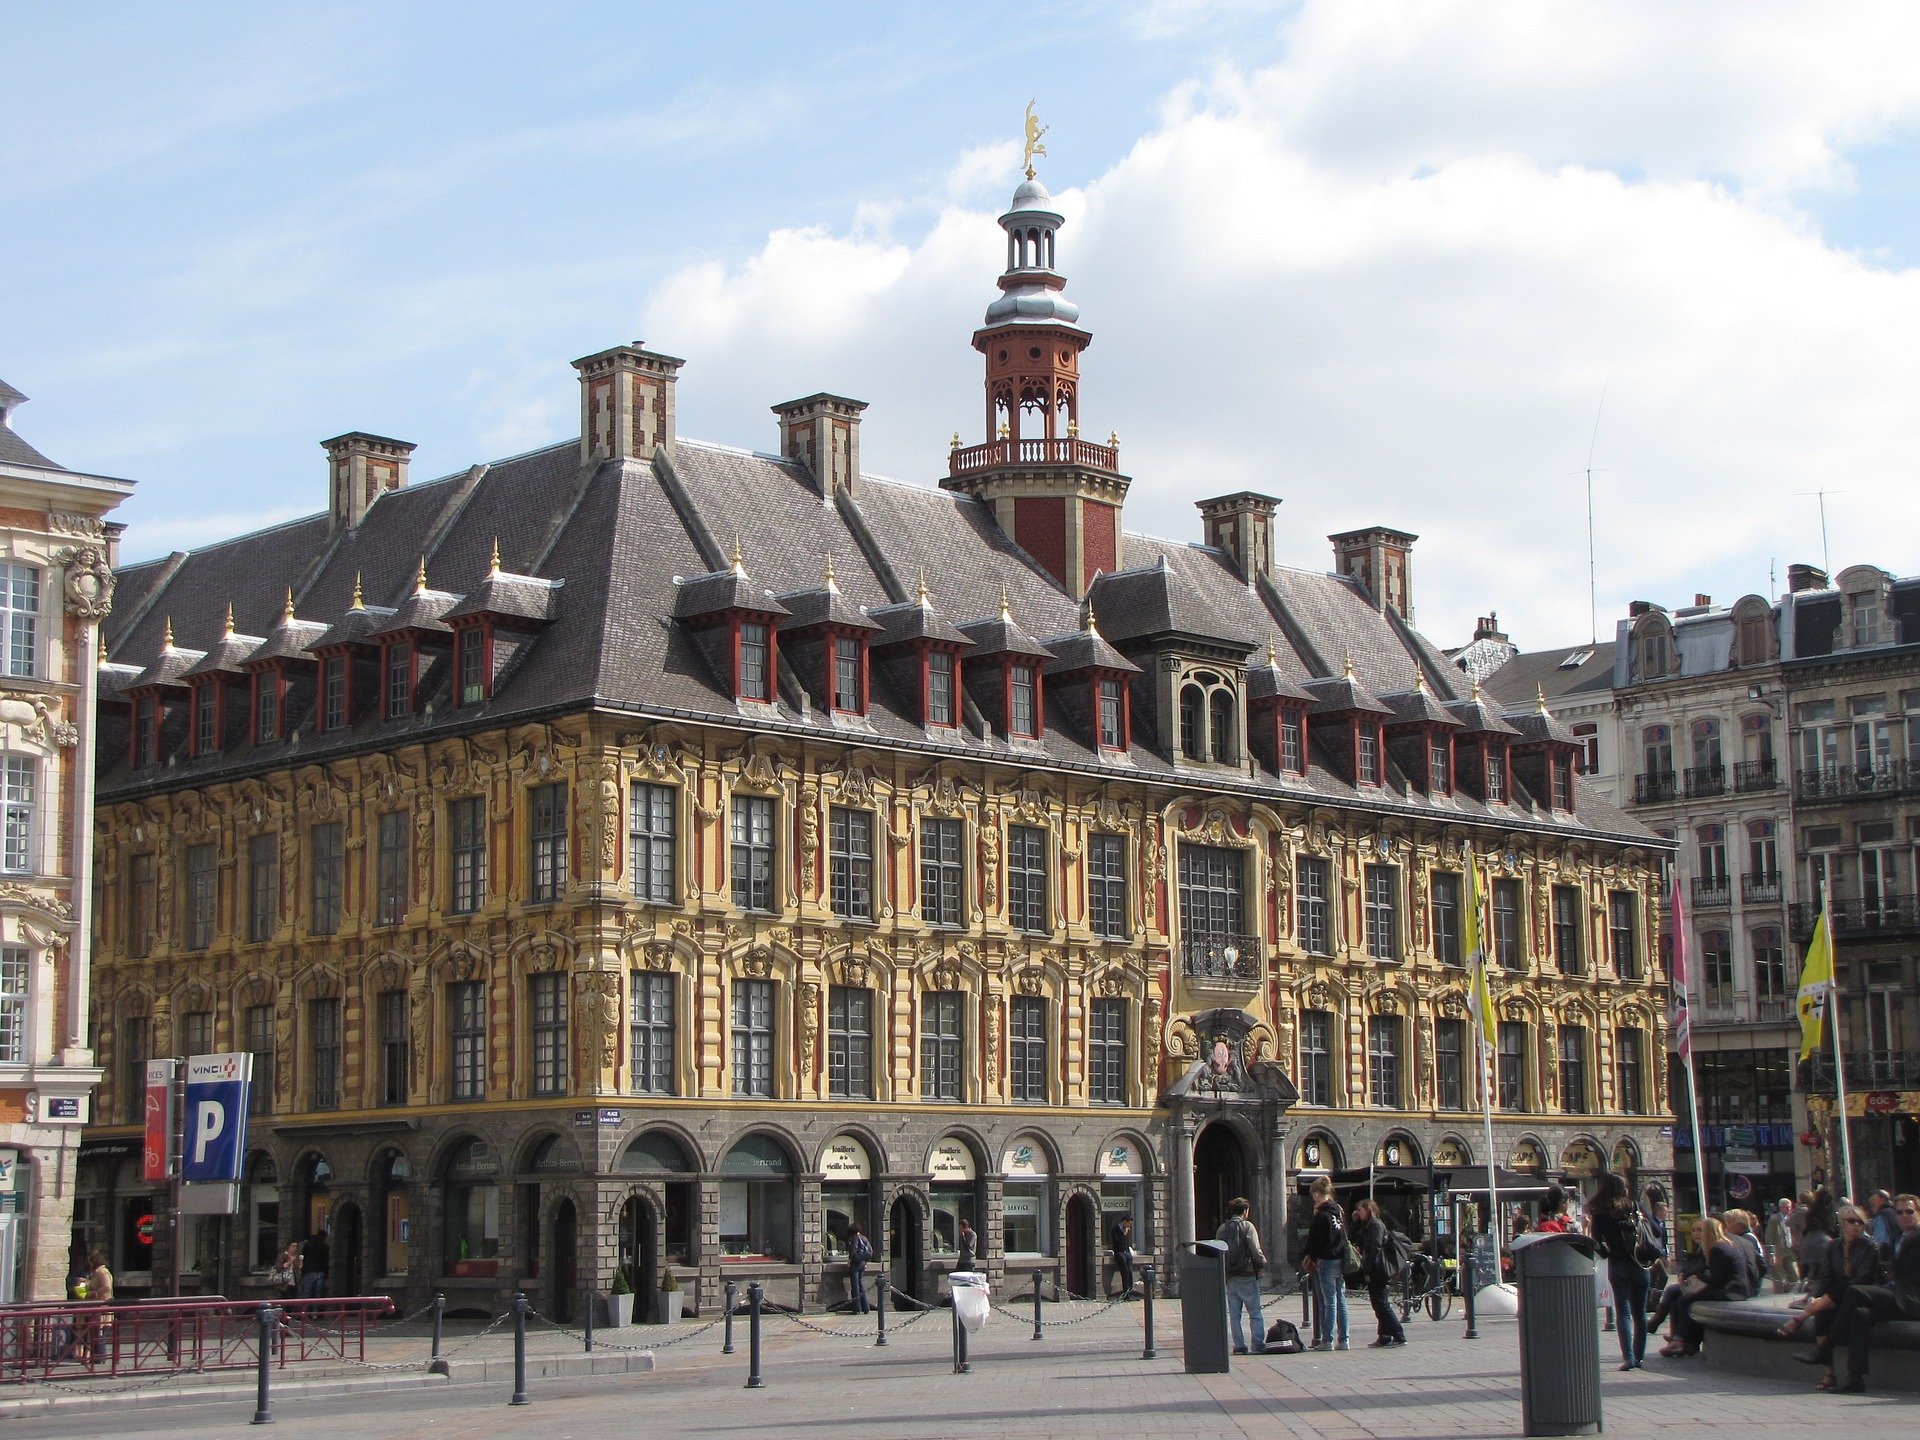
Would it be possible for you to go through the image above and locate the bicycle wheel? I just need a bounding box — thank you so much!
[1425,1285,1451,1321]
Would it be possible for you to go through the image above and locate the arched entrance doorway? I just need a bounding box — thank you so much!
[618,1195,658,1308]
[329,1202,362,1296]
[1064,1194,1097,1298]
[550,1199,578,1323]
[887,1195,920,1302]
[1193,1124,1248,1244]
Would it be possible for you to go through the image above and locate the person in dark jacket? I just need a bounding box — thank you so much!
[1108,1216,1136,1297]
[1796,1190,1838,1291]
[1664,1216,1750,1357]
[1826,1192,1920,1394]
[846,1223,872,1313]
[298,1229,330,1299]
[1350,1200,1406,1347]
[1589,1173,1651,1369]
[955,1219,977,1272]
[1781,1203,1885,1389]
[1301,1176,1349,1350]
[1721,1210,1767,1296]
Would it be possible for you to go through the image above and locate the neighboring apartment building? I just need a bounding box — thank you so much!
[79,170,1671,1316]
[0,381,133,1299]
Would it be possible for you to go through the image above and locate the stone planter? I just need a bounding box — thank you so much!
[605,1291,634,1327]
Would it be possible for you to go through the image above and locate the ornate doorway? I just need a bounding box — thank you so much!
[1192,1124,1249,1244]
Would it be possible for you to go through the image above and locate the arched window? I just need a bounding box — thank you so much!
[1179,685,1205,760]
[618,1131,696,1264]
[819,1136,875,1261]
[1000,1135,1053,1257]
[442,1138,500,1272]
[719,1134,794,1260]
[1208,691,1235,763]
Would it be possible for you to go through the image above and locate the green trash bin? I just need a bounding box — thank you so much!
[1178,1239,1231,1375]
[1511,1231,1602,1437]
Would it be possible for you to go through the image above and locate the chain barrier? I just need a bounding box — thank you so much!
[365,1300,441,1336]
[989,1292,1131,1329]
[772,1311,887,1341]
[525,1308,726,1352]
[19,1367,198,1398]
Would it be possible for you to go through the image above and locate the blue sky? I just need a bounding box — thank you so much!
[8,1,1920,646]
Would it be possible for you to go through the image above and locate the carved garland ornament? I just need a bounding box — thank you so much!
[54,545,114,620]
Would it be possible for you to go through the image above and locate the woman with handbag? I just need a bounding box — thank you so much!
[1780,1202,1885,1390]
[1589,1173,1654,1369]
[1663,1216,1750,1358]
[1350,1200,1407,1348]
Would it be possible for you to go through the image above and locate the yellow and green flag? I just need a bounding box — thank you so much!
[1797,905,1834,1062]
[1465,853,1496,1050]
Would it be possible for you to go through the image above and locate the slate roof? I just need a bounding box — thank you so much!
[0,379,58,469]
[1042,625,1139,677]
[1480,641,1617,710]
[96,418,1658,845]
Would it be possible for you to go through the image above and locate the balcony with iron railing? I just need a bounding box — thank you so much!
[1180,933,1263,986]
[1788,895,1920,942]
[949,436,1121,477]
[1794,758,1918,805]
[1685,764,1726,798]
[1802,1050,1920,1092]
[1691,875,1731,908]
[1741,870,1782,904]
[1633,771,1678,804]
[1695,989,1748,1026]
[1733,758,1778,792]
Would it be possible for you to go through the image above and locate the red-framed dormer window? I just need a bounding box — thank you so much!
[1428,733,1453,795]
[926,649,958,727]
[1550,755,1573,811]
[321,654,349,732]
[1096,677,1128,751]
[737,620,772,701]
[1279,708,1306,775]
[252,668,281,744]
[1486,742,1508,802]
[191,681,221,758]
[829,633,867,715]
[383,640,413,720]
[1008,662,1041,739]
[1356,721,1382,786]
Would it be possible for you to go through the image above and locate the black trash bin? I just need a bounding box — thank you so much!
[1178,1239,1230,1375]
[1510,1231,1602,1437]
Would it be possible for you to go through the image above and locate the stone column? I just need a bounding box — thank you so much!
[1267,1116,1291,1270]
[1171,1113,1196,1252]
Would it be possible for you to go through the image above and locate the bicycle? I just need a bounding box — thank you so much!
[1395,1251,1453,1322]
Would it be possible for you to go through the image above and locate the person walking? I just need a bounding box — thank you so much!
[72,1249,113,1363]
[847,1223,873,1313]
[1216,1196,1269,1356]
[297,1228,330,1299]
[955,1218,977,1272]
[1590,1173,1653,1370]
[1108,1215,1136,1297]
[1535,1186,1572,1234]
[1301,1176,1350,1350]
[269,1241,301,1298]
[1767,1199,1799,1292]
[1825,1193,1920,1394]
[1350,1200,1407,1348]
[1781,1201,1884,1390]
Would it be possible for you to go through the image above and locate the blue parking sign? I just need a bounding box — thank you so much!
[182,1053,253,1183]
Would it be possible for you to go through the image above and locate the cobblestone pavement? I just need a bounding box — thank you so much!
[8,1292,1916,1438]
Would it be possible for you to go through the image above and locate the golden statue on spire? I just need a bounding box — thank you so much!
[1022,100,1048,180]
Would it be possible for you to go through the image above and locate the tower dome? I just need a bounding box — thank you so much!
[983,176,1081,327]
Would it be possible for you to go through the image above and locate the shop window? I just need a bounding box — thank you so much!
[247,1156,280,1272]
[819,1137,873,1260]
[719,1135,794,1260]
[442,1138,501,1273]
[1001,1138,1052,1256]
[927,1139,979,1257]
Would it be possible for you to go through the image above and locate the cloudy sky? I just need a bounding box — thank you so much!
[8,1,1920,649]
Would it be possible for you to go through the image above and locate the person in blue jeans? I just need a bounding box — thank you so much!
[1302,1175,1350,1349]
[847,1224,873,1313]
[1216,1196,1269,1354]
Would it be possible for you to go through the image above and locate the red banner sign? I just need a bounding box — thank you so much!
[142,1059,175,1182]
[1865,1091,1901,1115]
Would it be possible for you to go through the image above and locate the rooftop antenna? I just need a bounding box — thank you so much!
[1798,489,1841,577]
[1584,382,1608,646]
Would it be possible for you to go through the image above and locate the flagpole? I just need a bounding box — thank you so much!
[1469,847,1502,1270]
[1671,870,1712,1224]
[1825,879,1857,1200]
[1679,1014,1711,1223]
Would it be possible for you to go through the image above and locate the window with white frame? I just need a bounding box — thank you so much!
[1,756,34,874]
[630,782,676,903]
[0,947,27,1063]
[0,564,38,678]
[629,971,675,1095]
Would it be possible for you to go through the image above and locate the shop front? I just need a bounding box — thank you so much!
[818,1134,875,1310]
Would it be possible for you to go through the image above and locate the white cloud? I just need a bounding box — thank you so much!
[630,1,1920,648]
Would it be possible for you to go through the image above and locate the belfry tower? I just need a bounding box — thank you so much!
[941,151,1129,599]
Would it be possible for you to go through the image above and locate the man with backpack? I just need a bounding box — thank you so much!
[847,1224,873,1314]
[1217,1196,1269,1355]
[1302,1175,1351,1350]
[1351,1199,1408,1347]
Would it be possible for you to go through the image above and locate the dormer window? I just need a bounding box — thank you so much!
[458,626,487,705]
[254,672,280,743]
[928,651,956,726]
[1429,738,1451,794]
[1098,678,1125,750]
[1280,712,1305,774]
[1009,663,1038,738]
[1486,747,1506,801]
[1551,759,1572,810]
[322,655,348,731]
[193,683,218,756]
[831,633,865,714]
[739,621,771,701]
[135,697,158,767]
[1851,590,1882,647]
[1180,685,1202,759]
[1208,692,1233,761]
[384,641,413,719]
[1357,725,1381,786]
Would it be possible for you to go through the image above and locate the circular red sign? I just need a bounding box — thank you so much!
[136,1214,156,1245]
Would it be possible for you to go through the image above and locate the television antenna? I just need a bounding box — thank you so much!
[1797,488,1842,576]
[1584,383,1608,645]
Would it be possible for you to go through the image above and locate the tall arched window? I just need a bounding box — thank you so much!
[442,1138,500,1273]
[1179,685,1204,760]
[1208,691,1234,763]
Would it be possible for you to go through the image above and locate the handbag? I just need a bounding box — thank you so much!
[1680,1274,1708,1299]
[1343,1239,1364,1279]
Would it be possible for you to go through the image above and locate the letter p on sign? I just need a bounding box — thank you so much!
[193,1100,226,1164]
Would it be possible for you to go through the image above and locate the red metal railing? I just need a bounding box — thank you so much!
[0,1296,394,1383]
[948,437,1119,475]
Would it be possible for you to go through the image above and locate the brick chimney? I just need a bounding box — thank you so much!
[573,343,684,466]
[772,393,867,500]
[1197,492,1279,581]
[1628,600,1654,618]
[1330,525,1417,622]
[1788,563,1829,593]
[1473,612,1508,643]
[322,432,415,533]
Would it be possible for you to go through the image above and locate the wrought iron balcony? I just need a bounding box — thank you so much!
[1180,933,1263,985]
[1741,871,1782,904]
[1733,759,1777,792]
[1690,876,1731,908]
[1802,1050,1920,1092]
[1788,896,1920,942]
[1795,759,1917,805]
[1633,771,1678,804]
[948,436,1120,477]
[1685,764,1727,798]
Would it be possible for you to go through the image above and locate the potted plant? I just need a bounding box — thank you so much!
[657,1268,681,1324]
[606,1269,634,1328]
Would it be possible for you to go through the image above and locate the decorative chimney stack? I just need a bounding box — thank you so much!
[573,343,684,466]
[322,432,415,533]
[1330,525,1417,623]
[1787,563,1829,593]
[772,394,867,500]
[1197,492,1279,581]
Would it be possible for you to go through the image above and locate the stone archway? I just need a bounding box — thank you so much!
[1192,1123,1249,1244]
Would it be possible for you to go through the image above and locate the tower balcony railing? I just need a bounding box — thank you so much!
[1685,764,1726,798]
[1733,759,1778,792]
[949,436,1120,476]
[1801,1050,1920,1092]
[1180,933,1263,986]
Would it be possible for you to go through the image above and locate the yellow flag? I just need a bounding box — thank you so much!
[1465,855,1496,1049]
[1797,907,1833,1062]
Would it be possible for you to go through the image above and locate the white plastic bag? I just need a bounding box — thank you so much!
[950,1270,991,1333]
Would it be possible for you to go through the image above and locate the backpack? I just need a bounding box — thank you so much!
[1383,1226,1415,1280]
[849,1233,872,1265]
[1222,1218,1267,1276]
[1264,1317,1306,1354]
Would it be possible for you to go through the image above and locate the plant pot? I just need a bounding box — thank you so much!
[656,1290,681,1324]
[605,1292,634,1327]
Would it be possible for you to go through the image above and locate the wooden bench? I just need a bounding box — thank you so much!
[1692,1295,1920,1394]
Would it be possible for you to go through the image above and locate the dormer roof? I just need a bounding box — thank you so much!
[182,623,266,678]
[1382,681,1462,728]
[444,569,560,625]
[129,641,207,692]
[1447,684,1521,736]
[366,586,460,641]
[869,595,973,649]
[1306,667,1391,717]
[1089,561,1256,651]
[312,604,398,652]
[1042,622,1140,677]
[672,567,790,623]
[958,603,1053,660]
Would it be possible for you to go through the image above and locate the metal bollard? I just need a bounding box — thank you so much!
[744,1282,764,1389]
[1603,1302,1616,1333]
[1463,1267,1479,1341]
[509,1293,530,1406]
[723,1280,737,1355]
[951,1300,970,1374]
[1141,1263,1156,1360]
[250,1303,276,1425]
[429,1292,449,1376]
[1031,1273,1044,1341]
[583,1284,595,1353]
[874,1274,888,1346]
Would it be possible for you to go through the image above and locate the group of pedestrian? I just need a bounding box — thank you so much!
[1778,1188,1920,1394]
[1288,1176,1408,1353]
